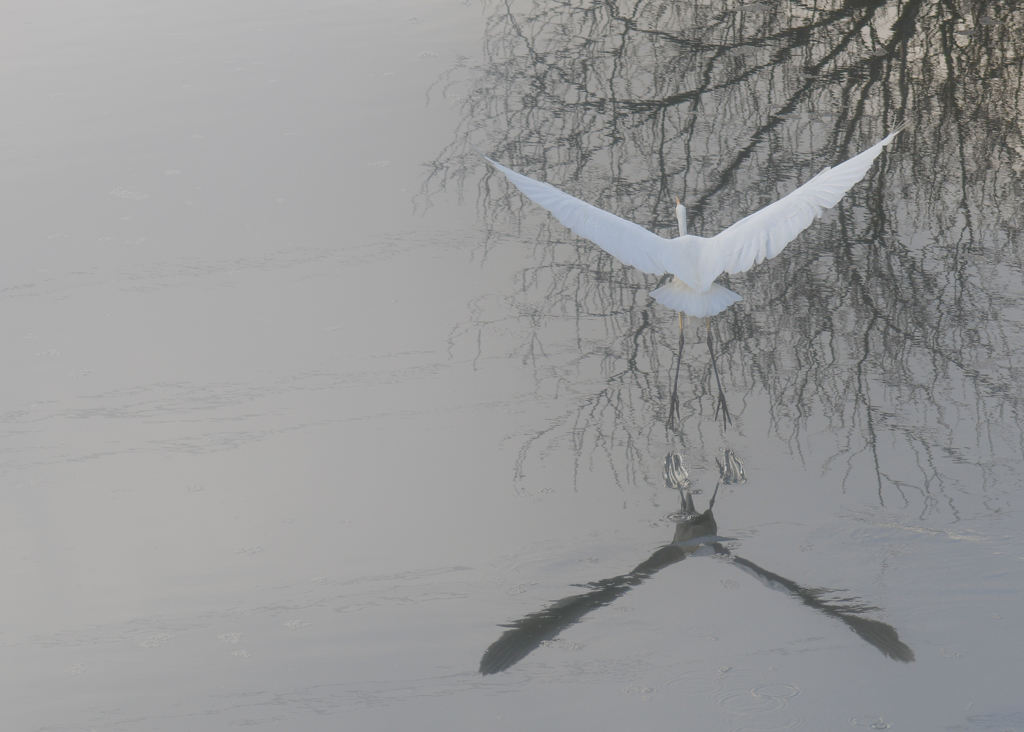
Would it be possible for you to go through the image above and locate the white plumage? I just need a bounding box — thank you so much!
[480,126,903,319]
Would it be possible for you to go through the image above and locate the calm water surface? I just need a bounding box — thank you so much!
[2,0,1022,729]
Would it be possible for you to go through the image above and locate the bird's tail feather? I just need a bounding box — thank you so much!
[650,278,742,318]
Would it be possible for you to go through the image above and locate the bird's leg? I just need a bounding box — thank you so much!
[668,313,685,429]
[706,318,732,429]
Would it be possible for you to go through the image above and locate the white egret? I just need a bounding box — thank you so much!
[479,126,903,428]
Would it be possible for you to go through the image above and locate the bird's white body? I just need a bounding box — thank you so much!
[482,127,902,319]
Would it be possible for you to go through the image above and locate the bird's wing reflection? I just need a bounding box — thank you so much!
[479,544,691,675]
[723,551,915,662]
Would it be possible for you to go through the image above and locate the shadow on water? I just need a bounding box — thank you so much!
[427,0,1024,519]
[480,452,914,674]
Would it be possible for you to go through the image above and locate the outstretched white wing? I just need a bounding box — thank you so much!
[697,126,903,288]
[482,155,673,276]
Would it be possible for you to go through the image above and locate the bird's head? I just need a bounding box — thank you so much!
[674,197,687,237]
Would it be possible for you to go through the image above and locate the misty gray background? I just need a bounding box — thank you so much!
[2,0,1022,730]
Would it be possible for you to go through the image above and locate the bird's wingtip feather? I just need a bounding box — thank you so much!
[884,122,906,144]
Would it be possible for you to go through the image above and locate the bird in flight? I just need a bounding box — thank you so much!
[479,126,903,428]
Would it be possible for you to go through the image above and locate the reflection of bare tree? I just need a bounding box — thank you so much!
[427,0,1024,516]
[480,473,913,675]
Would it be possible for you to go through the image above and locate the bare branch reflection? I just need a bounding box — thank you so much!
[429,0,1024,517]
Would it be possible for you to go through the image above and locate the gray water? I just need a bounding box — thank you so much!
[3,0,1023,729]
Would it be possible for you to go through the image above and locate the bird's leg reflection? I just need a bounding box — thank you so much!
[706,318,732,429]
[668,313,685,429]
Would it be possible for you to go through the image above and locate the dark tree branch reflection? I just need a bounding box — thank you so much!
[427,0,1024,518]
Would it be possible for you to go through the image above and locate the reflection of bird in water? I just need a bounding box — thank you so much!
[479,452,913,675]
[478,127,903,428]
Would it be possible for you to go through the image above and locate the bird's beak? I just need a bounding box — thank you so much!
[675,196,681,205]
